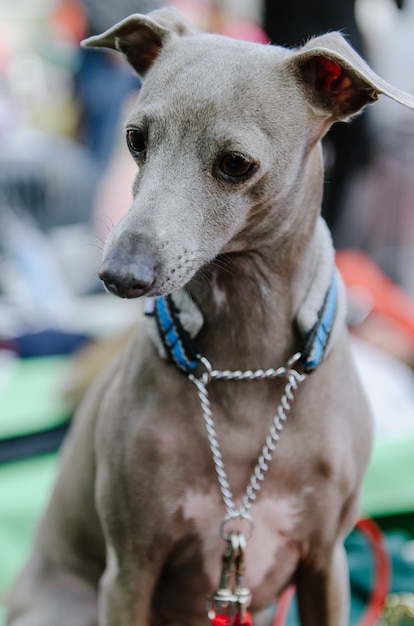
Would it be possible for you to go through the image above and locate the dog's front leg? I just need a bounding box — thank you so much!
[295,542,349,626]
[98,562,154,626]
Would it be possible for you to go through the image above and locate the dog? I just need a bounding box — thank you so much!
[7,7,414,626]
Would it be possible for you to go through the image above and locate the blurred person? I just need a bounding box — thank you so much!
[51,0,162,173]
[76,0,165,171]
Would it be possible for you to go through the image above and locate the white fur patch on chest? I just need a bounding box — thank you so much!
[211,272,228,311]
[182,488,305,590]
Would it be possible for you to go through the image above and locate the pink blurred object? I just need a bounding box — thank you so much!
[171,0,269,43]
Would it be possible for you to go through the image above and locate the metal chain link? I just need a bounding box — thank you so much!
[188,353,307,537]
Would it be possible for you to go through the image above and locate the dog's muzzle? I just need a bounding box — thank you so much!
[99,232,155,299]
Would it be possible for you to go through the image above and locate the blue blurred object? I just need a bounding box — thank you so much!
[76,48,140,170]
[8,329,90,358]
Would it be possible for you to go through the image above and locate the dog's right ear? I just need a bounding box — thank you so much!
[81,7,194,77]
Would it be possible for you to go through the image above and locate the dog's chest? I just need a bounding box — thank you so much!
[180,487,307,601]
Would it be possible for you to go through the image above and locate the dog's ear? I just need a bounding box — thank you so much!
[81,7,194,77]
[291,31,414,119]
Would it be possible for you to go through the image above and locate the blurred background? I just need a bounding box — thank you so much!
[1,0,414,624]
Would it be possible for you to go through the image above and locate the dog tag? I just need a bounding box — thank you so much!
[207,534,252,626]
[207,536,238,625]
[234,534,252,626]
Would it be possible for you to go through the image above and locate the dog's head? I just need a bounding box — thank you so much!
[83,7,414,299]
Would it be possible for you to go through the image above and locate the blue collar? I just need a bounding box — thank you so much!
[151,293,200,373]
[145,268,338,376]
[300,268,338,372]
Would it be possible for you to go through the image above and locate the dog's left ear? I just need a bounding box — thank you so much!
[81,7,194,77]
[292,31,414,119]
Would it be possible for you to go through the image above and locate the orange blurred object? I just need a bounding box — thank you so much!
[336,249,414,341]
[50,0,87,44]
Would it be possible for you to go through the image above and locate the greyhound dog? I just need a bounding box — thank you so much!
[7,7,414,626]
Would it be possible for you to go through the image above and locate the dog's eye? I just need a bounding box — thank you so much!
[126,128,147,157]
[219,153,255,179]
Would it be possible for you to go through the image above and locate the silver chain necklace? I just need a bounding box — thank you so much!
[188,351,307,540]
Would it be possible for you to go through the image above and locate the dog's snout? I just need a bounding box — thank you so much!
[99,232,155,299]
[99,264,155,299]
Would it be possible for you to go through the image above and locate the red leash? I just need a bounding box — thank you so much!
[272,519,391,626]
[356,518,391,626]
[272,585,296,626]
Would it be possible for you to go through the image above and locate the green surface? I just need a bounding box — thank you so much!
[361,433,414,519]
[0,356,72,439]
[0,454,59,624]
[0,356,71,623]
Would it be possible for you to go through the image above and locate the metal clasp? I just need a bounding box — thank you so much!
[220,512,254,542]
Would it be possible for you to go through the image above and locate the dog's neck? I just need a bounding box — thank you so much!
[194,218,339,368]
[189,250,298,371]
[146,218,345,374]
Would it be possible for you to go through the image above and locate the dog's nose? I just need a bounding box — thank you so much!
[99,233,156,299]
[99,262,155,299]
